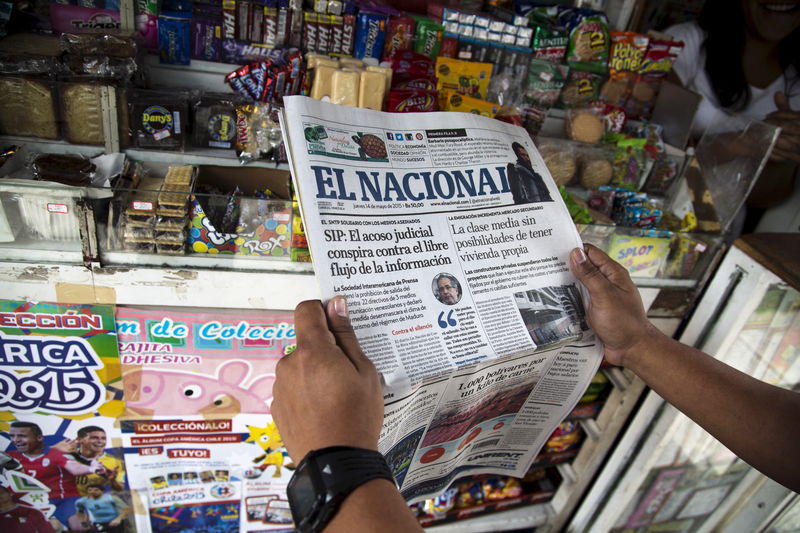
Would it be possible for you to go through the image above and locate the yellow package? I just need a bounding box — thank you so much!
[442,90,498,118]
[435,56,493,100]
[607,234,670,278]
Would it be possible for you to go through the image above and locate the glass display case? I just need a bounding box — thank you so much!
[570,233,800,533]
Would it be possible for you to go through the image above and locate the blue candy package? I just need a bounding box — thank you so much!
[158,11,191,65]
[353,11,387,60]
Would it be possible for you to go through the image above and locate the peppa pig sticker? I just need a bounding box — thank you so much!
[116,306,295,418]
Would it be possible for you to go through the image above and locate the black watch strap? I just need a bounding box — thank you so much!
[311,446,395,495]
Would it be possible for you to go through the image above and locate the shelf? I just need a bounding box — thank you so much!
[425,500,552,532]
[124,148,290,169]
[0,237,83,264]
[100,250,313,273]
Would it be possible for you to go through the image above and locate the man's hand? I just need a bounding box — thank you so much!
[569,244,659,366]
[53,438,77,454]
[272,297,384,462]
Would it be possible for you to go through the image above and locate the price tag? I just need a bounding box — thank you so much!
[131,201,154,211]
[46,203,68,214]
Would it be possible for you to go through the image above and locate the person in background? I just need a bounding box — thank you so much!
[74,484,129,533]
[68,426,126,496]
[7,422,99,533]
[0,485,54,533]
[666,0,800,229]
[272,245,800,531]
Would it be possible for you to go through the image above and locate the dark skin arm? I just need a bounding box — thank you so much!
[271,298,423,532]
[570,244,800,491]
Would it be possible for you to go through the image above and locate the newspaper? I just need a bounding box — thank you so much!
[281,96,604,502]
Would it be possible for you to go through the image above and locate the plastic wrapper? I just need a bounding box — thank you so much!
[386,89,438,112]
[626,38,684,120]
[545,421,582,453]
[537,137,616,192]
[192,93,245,150]
[565,108,605,144]
[31,153,96,186]
[60,33,137,57]
[130,90,189,151]
[60,55,137,79]
[521,58,569,136]
[412,15,443,58]
[158,11,191,65]
[353,11,387,59]
[482,476,523,501]
[192,5,223,61]
[0,54,57,75]
[135,0,159,49]
[559,8,609,73]
[559,66,604,108]
[235,104,283,164]
[608,135,648,190]
[529,15,568,63]
[441,90,498,117]
[600,31,649,108]
[434,56,493,101]
[0,76,59,139]
[382,14,415,61]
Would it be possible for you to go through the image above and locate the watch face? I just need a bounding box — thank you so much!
[287,460,321,522]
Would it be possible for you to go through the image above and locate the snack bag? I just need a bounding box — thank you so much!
[559,65,605,108]
[387,89,438,112]
[600,31,649,107]
[559,8,609,73]
[382,14,415,61]
[441,90,498,117]
[529,11,568,63]
[626,38,684,119]
[521,57,569,135]
[435,56,493,100]
[412,15,443,58]
[611,136,648,190]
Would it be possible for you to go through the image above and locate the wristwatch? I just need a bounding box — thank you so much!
[286,446,396,533]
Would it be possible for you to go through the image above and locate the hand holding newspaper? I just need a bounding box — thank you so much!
[281,96,603,502]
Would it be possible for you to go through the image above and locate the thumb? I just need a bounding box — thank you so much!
[570,247,613,298]
[325,296,373,373]
[775,91,791,112]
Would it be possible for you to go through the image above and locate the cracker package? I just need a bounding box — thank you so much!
[130,90,189,151]
[435,56,493,100]
[600,31,649,108]
[559,65,605,108]
[559,8,609,73]
[626,38,684,120]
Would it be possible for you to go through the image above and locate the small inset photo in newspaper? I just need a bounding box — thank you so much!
[513,284,589,350]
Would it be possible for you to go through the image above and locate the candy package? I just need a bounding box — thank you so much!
[626,38,684,120]
[382,14,415,61]
[435,56,493,101]
[158,11,191,65]
[441,90,498,117]
[235,104,283,164]
[412,15,443,58]
[130,89,189,151]
[193,93,247,150]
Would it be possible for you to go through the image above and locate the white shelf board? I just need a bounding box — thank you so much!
[100,250,313,273]
[124,148,291,169]
[0,238,83,264]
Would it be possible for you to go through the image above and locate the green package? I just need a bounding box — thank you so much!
[412,15,443,58]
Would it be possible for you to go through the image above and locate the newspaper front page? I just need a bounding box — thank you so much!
[281,96,603,502]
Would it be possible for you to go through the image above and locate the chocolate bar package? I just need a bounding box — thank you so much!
[158,11,191,65]
[193,93,244,149]
[130,90,189,150]
[192,5,222,61]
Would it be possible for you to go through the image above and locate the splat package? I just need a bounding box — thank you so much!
[186,165,293,258]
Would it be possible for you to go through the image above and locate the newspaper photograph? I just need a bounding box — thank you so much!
[281,96,603,501]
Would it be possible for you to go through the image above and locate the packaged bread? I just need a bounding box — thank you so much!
[579,157,614,189]
[60,83,105,145]
[0,77,58,139]
[566,109,605,144]
[358,70,387,110]
[540,148,577,185]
